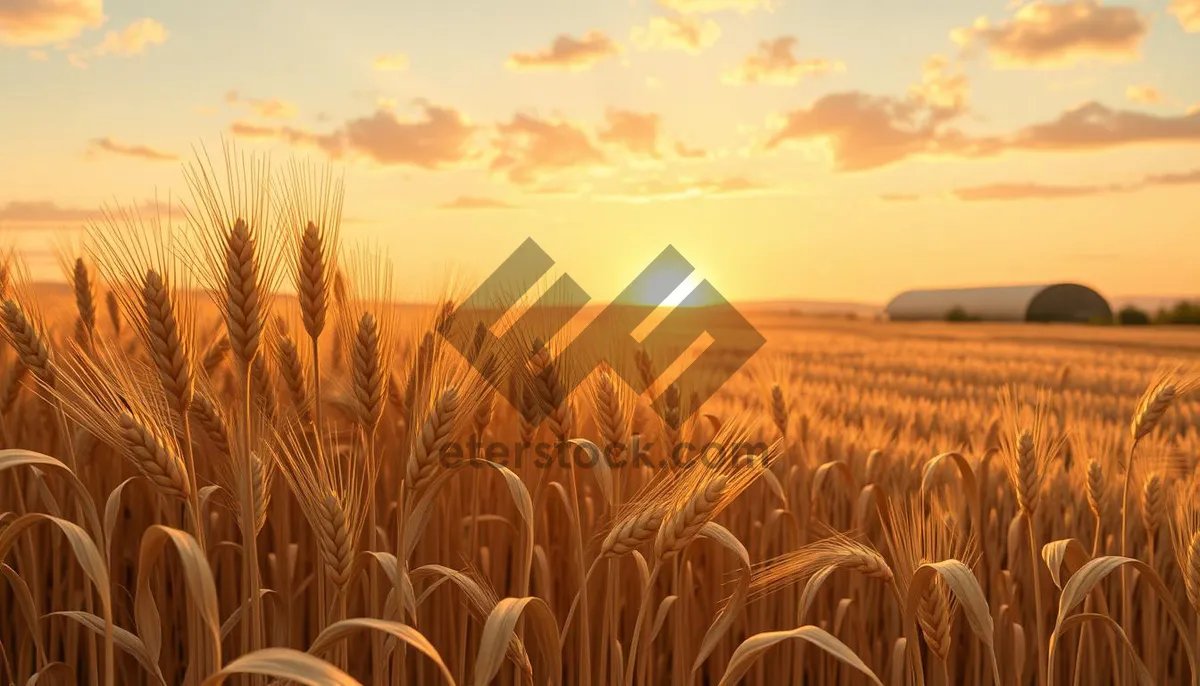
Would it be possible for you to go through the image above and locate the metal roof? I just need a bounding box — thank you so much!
[884,283,1111,322]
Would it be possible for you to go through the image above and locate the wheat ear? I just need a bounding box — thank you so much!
[351,312,385,434]
[119,411,191,501]
[72,258,97,346]
[0,360,26,419]
[602,511,665,557]
[276,328,312,424]
[1085,458,1104,519]
[142,269,194,415]
[655,476,727,560]
[407,387,459,494]
[298,221,329,341]
[105,290,121,337]
[1,300,56,390]
[225,218,264,371]
[770,383,787,437]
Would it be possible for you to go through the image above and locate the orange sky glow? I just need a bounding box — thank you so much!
[2,0,1200,305]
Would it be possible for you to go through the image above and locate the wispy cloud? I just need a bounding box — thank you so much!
[1007,103,1200,151]
[600,175,774,202]
[230,101,479,170]
[0,200,97,222]
[657,0,772,14]
[226,91,299,119]
[765,91,973,171]
[86,137,179,162]
[1171,0,1200,32]
[372,53,410,71]
[943,167,1200,201]
[490,112,606,184]
[674,141,709,159]
[0,0,103,47]
[630,15,720,54]
[722,37,843,85]
[767,85,1200,172]
[952,181,1124,201]
[952,0,1148,68]
[94,18,167,56]
[598,109,663,159]
[1126,85,1163,105]
[68,17,169,66]
[506,30,621,72]
[910,56,969,114]
[0,198,186,229]
[1143,168,1200,186]
[437,195,519,210]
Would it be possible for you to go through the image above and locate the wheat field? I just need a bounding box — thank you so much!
[1,152,1198,686]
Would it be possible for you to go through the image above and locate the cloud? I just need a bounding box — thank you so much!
[878,193,923,202]
[1126,85,1163,105]
[490,113,606,185]
[253,100,297,119]
[94,17,165,56]
[946,167,1200,201]
[437,196,518,210]
[598,109,662,158]
[225,91,298,119]
[0,0,103,47]
[373,53,409,71]
[86,137,178,162]
[630,15,720,53]
[1007,102,1200,151]
[768,88,1200,172]
[951,1,1148,68]
[601,175,773,201]
[657,0,772,13]
[674,141,708,159]
[229,120,277,139]
[230,101,478,170]
[766,92,978,171]
[229,120,345,157]
[0,200,96,222]
[344,104,477,168]
[722,37,843,85]
[909,55,969,116]
[507,30,621,72]
[1171,0,1200,32]
[0,198,187,229]
[1143,168,1200,186]
[952,181,1123,201]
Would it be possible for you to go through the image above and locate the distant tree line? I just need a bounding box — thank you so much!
[939,301,1200,325]
[1116,301,1200,325]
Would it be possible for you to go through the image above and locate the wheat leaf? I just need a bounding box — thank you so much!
[718,625,883,686]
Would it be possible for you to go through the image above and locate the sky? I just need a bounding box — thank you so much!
[1,0,1200,305]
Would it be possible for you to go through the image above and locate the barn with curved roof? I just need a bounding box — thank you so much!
[884,283,1112,323]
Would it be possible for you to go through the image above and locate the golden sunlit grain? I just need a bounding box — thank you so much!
[3,155,1200,686]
